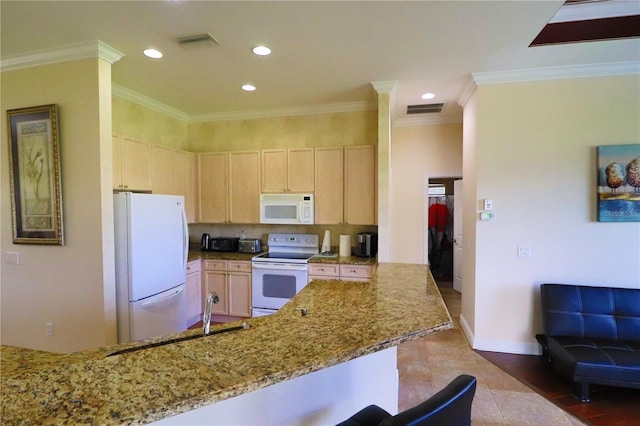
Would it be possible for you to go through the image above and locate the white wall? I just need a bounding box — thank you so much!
[1,59,118,353]
[390,124,462,263]
[463,74,640,355]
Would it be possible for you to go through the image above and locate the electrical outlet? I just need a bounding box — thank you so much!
[517,246,531,257]
[46,323,54,336]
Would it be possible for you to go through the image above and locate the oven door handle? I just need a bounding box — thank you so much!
[252,263,308,271]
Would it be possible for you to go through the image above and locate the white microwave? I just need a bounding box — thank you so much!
[260,193,314,225]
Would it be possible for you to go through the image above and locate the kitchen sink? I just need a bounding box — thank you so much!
[106,322,249,357]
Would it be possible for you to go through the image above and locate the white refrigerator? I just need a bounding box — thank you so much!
[114,192,189,343]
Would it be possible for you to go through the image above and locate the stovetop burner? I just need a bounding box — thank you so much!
[253,252,314,260]
[251,233,319,264]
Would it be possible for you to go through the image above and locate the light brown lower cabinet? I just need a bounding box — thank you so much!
[185,260,202,327]
[339,264,376,282]
[202,260,252,318]
[308,263,376,282]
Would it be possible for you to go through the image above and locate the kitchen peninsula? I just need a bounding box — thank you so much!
[1,264,452,425]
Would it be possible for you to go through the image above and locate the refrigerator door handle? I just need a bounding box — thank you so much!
[181,203,188,270]
[140,286,185,308]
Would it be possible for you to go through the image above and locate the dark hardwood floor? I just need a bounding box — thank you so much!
[477,350,640,426]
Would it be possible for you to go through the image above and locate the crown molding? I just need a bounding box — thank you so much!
[189,101,376,122]
[371,81,397,94]
[111,83,190,122]
[456,75,478,107]
[0,40,124,72]
[472,60,640,86]
[393,114,462,128]
[113,82,375,123]
[456,61,640,106]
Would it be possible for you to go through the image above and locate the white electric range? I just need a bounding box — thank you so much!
[251,233,319,317]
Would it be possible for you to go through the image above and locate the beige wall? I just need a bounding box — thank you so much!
[390,124,463,263]
[462,74,640,354]
[187,110,377,152]
[1,59,117,353]
[461,92,479,336]
[112,96,188,150]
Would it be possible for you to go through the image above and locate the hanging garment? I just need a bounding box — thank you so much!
[428,202,450,232]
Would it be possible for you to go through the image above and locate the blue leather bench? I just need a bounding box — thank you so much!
[536,283,640,402]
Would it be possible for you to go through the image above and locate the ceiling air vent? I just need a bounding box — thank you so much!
[407,103,445,114]
[174,33,221,49]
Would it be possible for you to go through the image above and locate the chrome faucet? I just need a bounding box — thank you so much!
[203,291,219,336]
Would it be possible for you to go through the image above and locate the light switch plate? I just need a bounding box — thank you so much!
[5,252,19,264]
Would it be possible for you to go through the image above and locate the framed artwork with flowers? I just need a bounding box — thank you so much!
[7,104,64,244]
[597,144,640,222]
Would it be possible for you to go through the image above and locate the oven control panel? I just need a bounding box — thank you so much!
[268,233,318,248]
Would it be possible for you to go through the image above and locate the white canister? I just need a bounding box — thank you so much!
[321,230,331,253]
[339,235,351,257]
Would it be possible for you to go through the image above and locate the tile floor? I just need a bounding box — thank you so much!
[397,288,585,425]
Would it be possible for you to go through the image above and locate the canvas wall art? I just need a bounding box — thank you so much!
[597,144,640,222]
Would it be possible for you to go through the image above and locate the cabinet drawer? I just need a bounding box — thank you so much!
[340,264,373,279]
[203,259,227,271]
[186,259,201,274]
[308,263,340,277]
[227,260,251,273]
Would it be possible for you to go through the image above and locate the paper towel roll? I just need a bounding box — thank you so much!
[321,230,331,253]
[339,235,351,257]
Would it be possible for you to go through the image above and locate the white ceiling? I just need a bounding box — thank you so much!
[2,1,639,124]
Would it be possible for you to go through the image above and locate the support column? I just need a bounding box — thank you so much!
[371,81,396,262]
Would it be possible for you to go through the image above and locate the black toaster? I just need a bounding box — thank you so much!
[238,238,262,253]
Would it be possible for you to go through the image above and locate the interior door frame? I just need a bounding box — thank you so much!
[423,174,462,269]
[453,179,463,293]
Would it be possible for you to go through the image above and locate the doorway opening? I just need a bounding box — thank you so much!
[426,177,461,291]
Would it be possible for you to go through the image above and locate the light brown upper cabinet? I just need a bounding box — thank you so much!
[344,145,376,225]
[151,145,196,223]
[198,150,260,224]
[174,150,196,223]
[198,152,229,223]
[315,145,376,225]
[113,135,152,192]
[261,148,314,193]
[151,145,174,195]
[229,151,260,224]
[314,147,344,224]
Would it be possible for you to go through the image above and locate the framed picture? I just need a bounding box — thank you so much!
[597,144,640,222]
[7,104,64,244]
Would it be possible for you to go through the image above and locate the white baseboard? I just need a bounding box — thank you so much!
[459,313,474,347]
[458,314,542,356]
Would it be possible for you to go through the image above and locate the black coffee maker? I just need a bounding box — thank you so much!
[354,232,378,258]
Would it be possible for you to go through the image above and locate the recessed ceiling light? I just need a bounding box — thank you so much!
[421,92,436,100]
[242,84,256,92]
[143,48,163,59]
[252,45,271,56]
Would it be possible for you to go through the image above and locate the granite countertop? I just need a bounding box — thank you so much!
[308,254,377,265]
[188,249,376,265]
[1,263,452,425]
[188,250,261,262]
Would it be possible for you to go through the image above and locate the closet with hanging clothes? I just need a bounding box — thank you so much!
[428,193,454,279]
